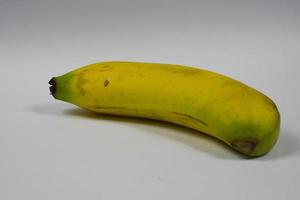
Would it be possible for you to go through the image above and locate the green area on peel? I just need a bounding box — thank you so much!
[252,110,280,156]
[210,104,280,157]
[53,72,75,103]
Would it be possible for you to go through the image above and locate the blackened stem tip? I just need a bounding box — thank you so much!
[49,77,56,98]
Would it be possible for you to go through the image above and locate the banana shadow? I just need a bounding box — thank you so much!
[65,108,246,159]
[257,128,300,161]
[29,103,300,160]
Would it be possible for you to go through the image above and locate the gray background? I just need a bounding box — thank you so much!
[1,0,300,199]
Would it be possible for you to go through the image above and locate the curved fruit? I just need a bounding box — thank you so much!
[49,61,280,157]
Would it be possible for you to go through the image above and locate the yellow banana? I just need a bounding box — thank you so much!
[49,61,280,157]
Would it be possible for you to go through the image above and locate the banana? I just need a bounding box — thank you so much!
[49,61,280,157]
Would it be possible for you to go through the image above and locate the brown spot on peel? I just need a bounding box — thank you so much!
[231,139,258,155]
[104,79,110,87]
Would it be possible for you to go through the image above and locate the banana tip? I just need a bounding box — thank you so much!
[48,77,56,98]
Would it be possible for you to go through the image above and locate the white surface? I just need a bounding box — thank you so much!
[1,0,300,199]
